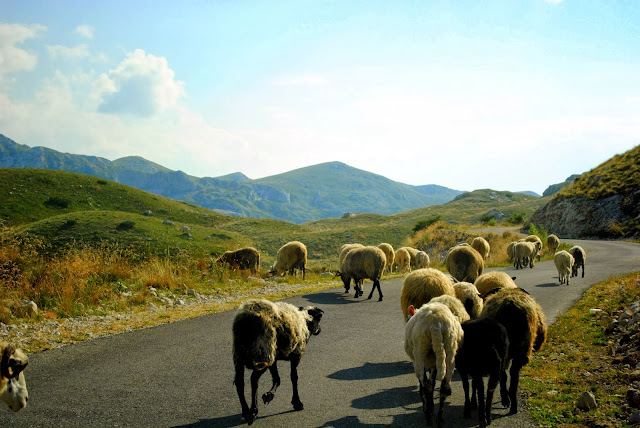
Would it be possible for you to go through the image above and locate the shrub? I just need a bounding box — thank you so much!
[116,221,135,231]
[44,196,70,209]
[528,223,548,243]
[412,215,441,233]
[506,212,527,225]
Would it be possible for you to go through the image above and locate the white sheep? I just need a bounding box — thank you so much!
[232,299,323,425]
[474,271,518,297]
[568,245,586,278]
[270,241,307,280]
[553,250,574,285]
[398,246,419,269]
[404,301,464,427]
[546,234,560,255]
[444,245,485,282]
[452,281,484,319]
[524,235,544,261]
[377,243,395,273]
[337,246,387,301]
[400,268,455,322]
[394,247,411,273]
[0,342,29,412]
[513,241,541,269]
[414,251,430,269]
[506,241,517,263]
[338,243,364,292]
[430,294,470,323]
[471,237,491,260]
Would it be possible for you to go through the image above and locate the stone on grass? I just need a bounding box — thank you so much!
[576,391,597,410]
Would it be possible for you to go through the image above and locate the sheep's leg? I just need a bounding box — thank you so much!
[289,355,304,411]
[421,368,434,426]
[499,367,510,408]
[485,367,500,426]
[460,371,472,418]
[262,362,280,405]
[508,363,521,415]
[367,279,383,301]
[234,364,251,423]
[436,378,450,428]
[472,376,485,427]
[247,368,266,425]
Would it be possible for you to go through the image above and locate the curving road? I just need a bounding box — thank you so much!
[2,239,639,427]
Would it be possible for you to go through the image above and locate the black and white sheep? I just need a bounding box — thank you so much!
[394,247,411,273]
[471,237,491,260]
[270,241,307,280]
[337,246,387,300]
[455,317,509,426]
[0,342,29,412]
[400,268,455,322]
[232,299,323,426]
[546,234,560,256]
[569,245,586,278]
[216,247,260,273]
[377,243,395,273]
[553,250,574,285]
[444,245,485,282]
[480,288,547,415]
[405,301,463,427]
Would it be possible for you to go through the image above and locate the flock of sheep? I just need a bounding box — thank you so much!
[231,233,588,426]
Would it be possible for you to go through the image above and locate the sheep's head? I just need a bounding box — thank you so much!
[301,306,324,336]
[0,345,29,412]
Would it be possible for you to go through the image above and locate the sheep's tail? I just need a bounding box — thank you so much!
[430,325,447,382]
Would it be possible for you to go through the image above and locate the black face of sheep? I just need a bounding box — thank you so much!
[303,307,324,335]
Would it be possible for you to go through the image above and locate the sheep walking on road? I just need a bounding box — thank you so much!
[337,246,386,300]
[338,244,363,292]
[394,248,411,273]
[400,268,455,322]
[546,234,560,256]
[554,250,574,285]
[377,243,395,273]
[471,237,491,260]
[0,342,29,412]
[232,299,323,426]
[445,245,484,282]
[270,241,307,280]
[453,281,484,319]
[474,271,517,297]
[569,245,586,278]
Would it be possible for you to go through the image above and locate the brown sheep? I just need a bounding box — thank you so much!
[216,247,260,273]
[400,268,455,322]
[337,246,387,300]
[471,237,491,260]
[394,248,411,273]
[270,241,307,279]
[524,235,544,261]
[474,271,518,297]
[445,245,485,283]
[377,243,395,273]
[546,234,560,255]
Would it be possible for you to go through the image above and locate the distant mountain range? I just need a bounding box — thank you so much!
[0,134,470,223]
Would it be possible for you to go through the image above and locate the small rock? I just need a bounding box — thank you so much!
[589,308,603,315]
[320,272,333,277]
[187,289,197,296]
[174,299,186,306]
[147,304,158,312]
[630,410,640,424]
[144,210,152,216]
[627,388,640,408]
[576,391,597,410]
[162,220,174,225]
[14,301,38,318]
[547,390,558,396]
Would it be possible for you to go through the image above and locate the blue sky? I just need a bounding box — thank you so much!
[1,0,639,195]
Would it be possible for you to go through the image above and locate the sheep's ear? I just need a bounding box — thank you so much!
[518,287,531,295]
[335,271,341,277]
[408,305,416,317]
[8,358,28,377]
[511,276,516,281]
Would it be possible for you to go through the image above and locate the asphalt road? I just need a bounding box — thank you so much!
[2,239,639,427]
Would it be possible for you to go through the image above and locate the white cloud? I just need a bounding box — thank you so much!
[96,49,185,117]
[47,44,90,59]
[0,23,45,80]
[74,25,94,39]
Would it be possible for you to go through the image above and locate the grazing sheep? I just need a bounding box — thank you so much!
[524,235,544,261]
[414,251,430,269]
[394,247,411,273]
[453,281,484,319]
[0,342,29,412]
[471,237,491,260]
[444,245,484,282]
[216,247,260,273]
[232,299,323,426]
[430,294,470,323]
[404,302,464,427]
[455,317,509,426]
[480,288,547,415]
[398,247,420,269]
[546,234,560,255]
[270,241,307,280]
[400,268,455,322]
[513,241,541,269]
[569,245,586,278]
[474,271,518,297]
[337,246,387,301]
[377,243,395,273]
[338,244,364,292]
[553,250,574,285]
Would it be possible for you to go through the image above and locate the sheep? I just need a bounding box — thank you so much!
[474,271,518,297]
[377,243,395,273]
[569,245,586,278]
[394,247,411,273]
[232,299,324,426]
[414,251,430,269]
[216,247,260,273]
[506,242,516,263]
[336,246,387,301]
[0,342,29,412]
[430,294,470,323]
[400,268,455,322]
[513,241,541,269]
[471,237,491,260]
[546,234,560,256]
[553,250,574,285]
[524,235,544,261]
[338,244,364,292]
[455,317,509,426]
[453,281,484,319]
[398,246,419,269]
[270,241,307,280]
[444,245,484,282]
[480,288,547,415]
[404,302,464,427]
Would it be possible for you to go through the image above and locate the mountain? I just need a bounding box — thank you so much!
[525,145,640,238]
[0,134,463,224]
[542,174,581,197]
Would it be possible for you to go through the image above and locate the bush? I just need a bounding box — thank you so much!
[528,223,548,243]
[44,196,70,209]
[506,212,527,225]
[412,215,441,233]
[116,221,135,231]
[480,213,495,224]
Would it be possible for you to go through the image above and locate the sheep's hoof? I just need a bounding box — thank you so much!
[292,400,304,411]
[463,406,471,418]
[440,384,452,396]
[244,408,258,425]
[262,392,274,404]
[377,297,383,302]
[501,395,510,408]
